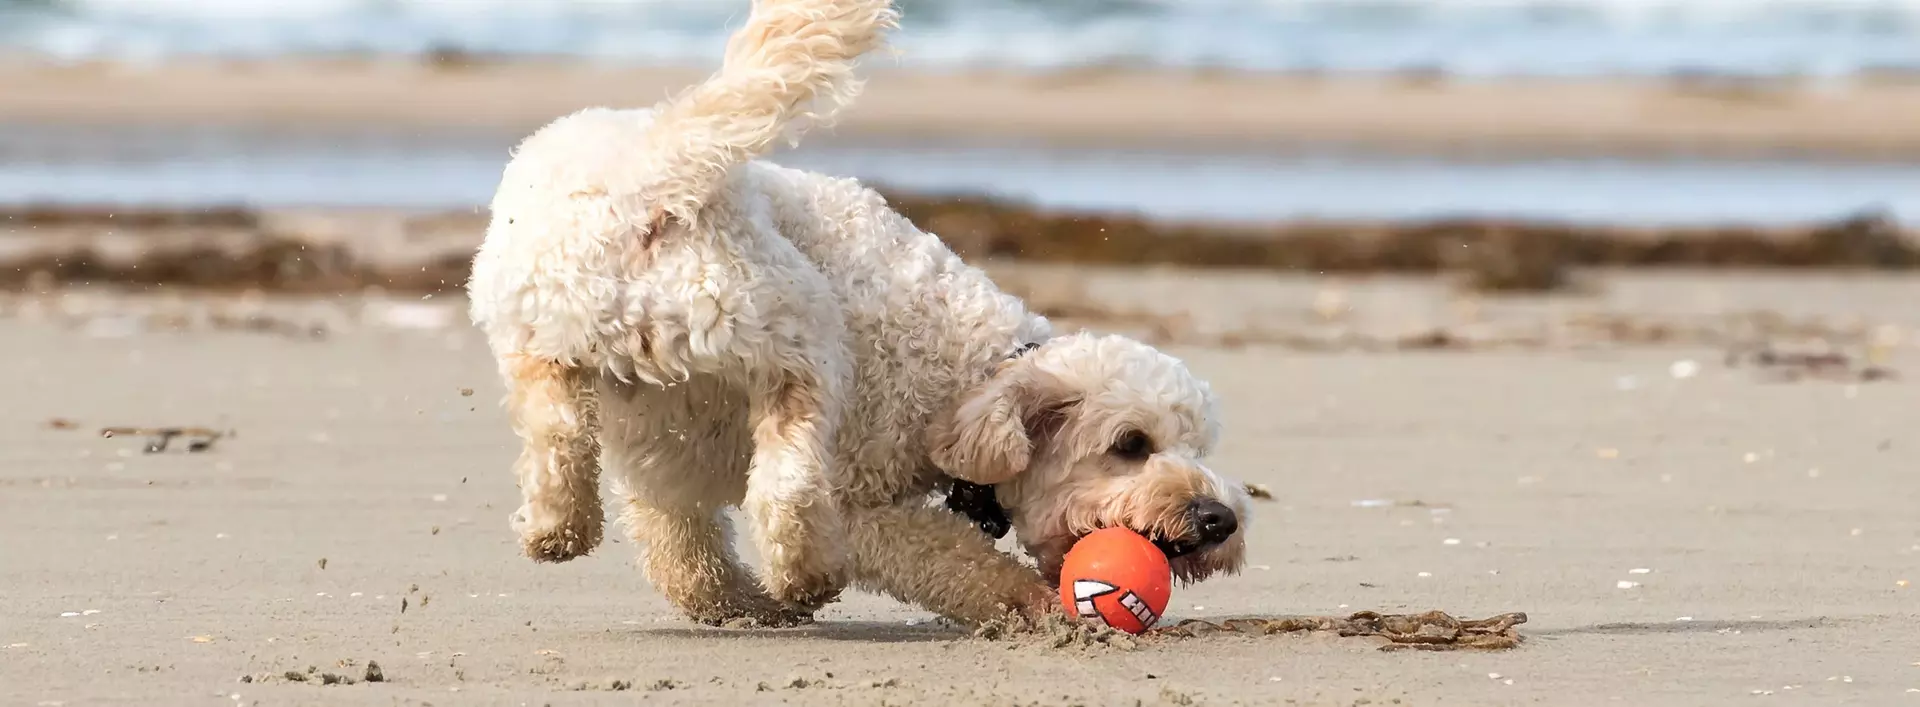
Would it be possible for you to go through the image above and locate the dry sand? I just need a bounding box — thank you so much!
[9,60,1920,159]
[2,270,1917,705]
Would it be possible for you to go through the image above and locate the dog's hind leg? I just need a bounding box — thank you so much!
[602,375,807,626]
[502,355,605,563]
[738,342,853,614]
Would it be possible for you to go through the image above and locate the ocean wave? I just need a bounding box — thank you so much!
[2,0,1918,77]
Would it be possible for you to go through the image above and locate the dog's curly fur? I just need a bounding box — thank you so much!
[466,0,1250,627]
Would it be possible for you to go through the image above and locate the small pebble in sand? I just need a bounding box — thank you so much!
[1616,581,1641,589]
[1629,568,1652,575]
[1897,580,1910,588]
[459,388,474,397]
[1443,538,1462,546]
[1417,572,1433,578]
[317,558,327,570]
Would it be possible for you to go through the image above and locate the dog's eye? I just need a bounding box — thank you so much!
[1109,430,1152,461]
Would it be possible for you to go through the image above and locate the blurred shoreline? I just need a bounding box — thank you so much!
[8,59,1920,292]
[8,123,1917,227]
[8,60,1920,160]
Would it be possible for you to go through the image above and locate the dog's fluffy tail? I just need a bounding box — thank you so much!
[641,0,898,228]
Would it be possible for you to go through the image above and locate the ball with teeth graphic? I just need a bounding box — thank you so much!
[1057,528,1172,635]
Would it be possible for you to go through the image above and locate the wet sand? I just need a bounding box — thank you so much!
[1,269,1916,705]
[9,60,1920,159]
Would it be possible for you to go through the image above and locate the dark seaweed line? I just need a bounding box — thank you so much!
[2,196,1915,293]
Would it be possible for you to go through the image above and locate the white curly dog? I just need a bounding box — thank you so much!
[467,0,1251,627]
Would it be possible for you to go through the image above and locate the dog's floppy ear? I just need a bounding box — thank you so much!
[929,373,1033,485]
[930,363,1074,485]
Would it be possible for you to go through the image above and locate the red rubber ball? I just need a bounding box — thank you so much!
[1058,527,1173,634]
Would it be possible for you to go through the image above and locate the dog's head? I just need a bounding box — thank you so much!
[929,332,1249,585]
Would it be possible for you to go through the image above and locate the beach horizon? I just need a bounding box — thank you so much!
[7,59,1920,161]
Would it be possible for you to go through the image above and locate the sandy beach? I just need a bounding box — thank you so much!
[8,61,1920,159]
[4,17,1920,701]
[0,268,1915,705]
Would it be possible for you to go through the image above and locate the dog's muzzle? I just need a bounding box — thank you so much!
[1152,498,1238,559]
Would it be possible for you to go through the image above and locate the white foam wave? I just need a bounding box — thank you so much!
[3,0,1918,76]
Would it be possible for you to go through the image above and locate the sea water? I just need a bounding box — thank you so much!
[2,0,1918,79]
[2,126,1914,225]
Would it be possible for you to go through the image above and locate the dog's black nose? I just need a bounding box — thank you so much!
[1190,499,1238,544]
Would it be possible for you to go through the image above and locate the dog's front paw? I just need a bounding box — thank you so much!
[511,505,604,563]
[1000,582,1060,625]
